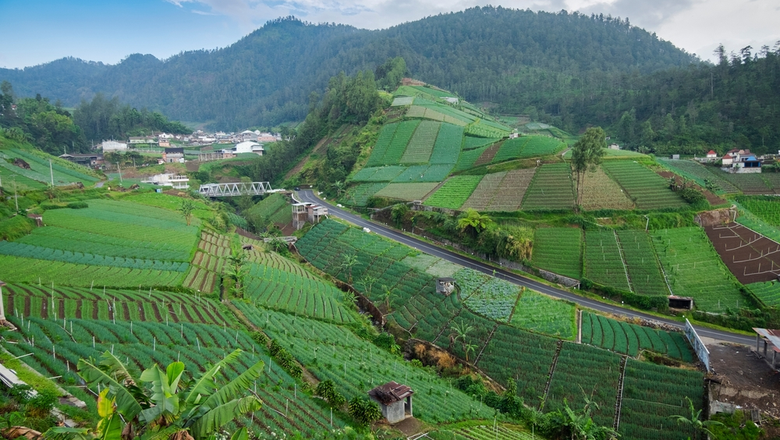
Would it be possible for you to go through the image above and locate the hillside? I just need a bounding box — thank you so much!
[0,8,696,129]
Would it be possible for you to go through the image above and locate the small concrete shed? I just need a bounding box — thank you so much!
[368,381,413,424]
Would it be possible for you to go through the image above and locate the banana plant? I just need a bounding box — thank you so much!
[46,349,263,440]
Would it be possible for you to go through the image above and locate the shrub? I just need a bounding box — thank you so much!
[348,396,382,426]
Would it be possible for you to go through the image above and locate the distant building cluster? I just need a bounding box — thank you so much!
[721,148,762,174]
[60,129,281,168]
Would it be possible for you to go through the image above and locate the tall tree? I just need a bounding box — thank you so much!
[570,127,607,207]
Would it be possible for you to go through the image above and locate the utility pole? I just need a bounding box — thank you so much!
[13,177,19,212]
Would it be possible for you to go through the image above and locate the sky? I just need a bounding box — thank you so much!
[1,0,779,69]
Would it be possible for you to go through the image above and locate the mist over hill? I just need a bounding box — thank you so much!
[0,7,696,130]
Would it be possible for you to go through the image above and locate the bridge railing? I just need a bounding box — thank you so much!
[198,182,273,197]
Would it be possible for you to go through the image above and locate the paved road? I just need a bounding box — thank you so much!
[297,190,755,347]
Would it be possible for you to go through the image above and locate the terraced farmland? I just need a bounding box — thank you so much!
[619,360,704,440]
[2,282,231,324]
[658,159,739,193]
[747,281,780,306]
[544,342,621,428]
[460,172,507,210]
[521,164,575,210]
[295,220,706,440]
[510,290,576,339]
[652,227,744,311]
[531,227,582,279]
[603,161,687,210]
[0,147,100,186]
[736,196,780,226]
[720,172,775,194]
[241,306,494,424]
[344,182,387,206]
[374,182,439,201]
[424,175,482,209]
[616,230,670,296]
[579,166,633,210]
[1,310,343,438]
[486,168,536,211]
[584,229,631,291]
[400,120,441,164]
[244,262,356,324]
[429,123,464,164]
[581,312,694,361]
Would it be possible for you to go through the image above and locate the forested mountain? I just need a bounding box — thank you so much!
[0,7,696,130]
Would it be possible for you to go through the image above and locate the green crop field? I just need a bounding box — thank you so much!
[123,193,212,220]
[579,166,633,211]
[453,145,489,172]
[239,306,494,424]
[382,120,421,164]
[602,161,687,210]
[428,425,534,440]
[736,196,780,226]
[734,201,780,243]
[400,120,441,164]
[463,136,500,151]
[1,309,343,438]
[460,172,506,210]
[0,147,100,186]
[584,229,631,291]
[747,281,780,306]
[619,359,704,440]
[374,182,439,201]
[245,261,356,324]
[544,342,621,428]
[246,193,292,225]
[344,182,387,206]
[392,163,454,183]
[350,165,406,182]
[485,168,536,211]
[424,175,482,209]
[658,159,739,193]
[652,227,743,311]
[510,290,575,338]
[521,164,575,210]
[430,123,464,164]
[581,313,693,361]
[295,220,706,439]
[720,172,774,194]
[492,137,525,163]
[531,227,582,279]
[365,122,400,167]
[616,230,670,296]
[464,276,521,322]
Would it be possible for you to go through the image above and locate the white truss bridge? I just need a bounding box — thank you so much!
[198,182,275,197]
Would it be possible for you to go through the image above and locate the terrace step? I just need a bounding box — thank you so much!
[431,307,463,345]
[539,339,564,411]
[613,355,629,431]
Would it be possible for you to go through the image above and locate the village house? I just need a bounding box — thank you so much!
[368,382,413,424]
[722,149,762,173]
[162,147,185,163]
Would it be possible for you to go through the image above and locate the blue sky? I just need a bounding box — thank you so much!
[1,0,779,69]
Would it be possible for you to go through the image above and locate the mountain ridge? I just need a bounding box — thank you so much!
[0,7,697,129]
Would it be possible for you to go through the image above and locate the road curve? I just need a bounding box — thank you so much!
[297,190,754,346]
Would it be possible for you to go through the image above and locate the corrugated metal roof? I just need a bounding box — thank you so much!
[753,328,780,353]
[369,381,413,404]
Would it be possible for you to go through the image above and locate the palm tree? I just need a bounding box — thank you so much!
[670,396,723,440]
[47,349,264,440]
[450,321,474,355]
